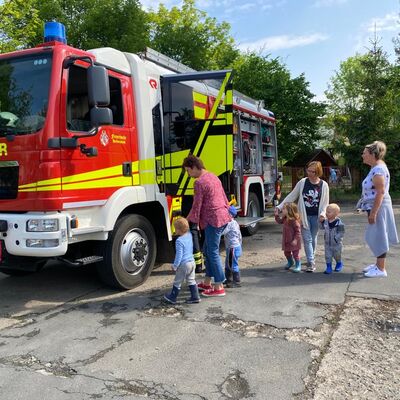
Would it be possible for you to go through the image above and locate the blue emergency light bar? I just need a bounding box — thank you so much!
[44,21,67,44]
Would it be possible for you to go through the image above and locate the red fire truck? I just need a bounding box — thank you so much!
[0,22,278,289]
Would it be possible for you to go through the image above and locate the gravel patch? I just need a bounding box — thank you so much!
[313,297,400,400]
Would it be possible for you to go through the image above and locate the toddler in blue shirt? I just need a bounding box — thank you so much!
[164,217,200,304]
[223,206,242,287]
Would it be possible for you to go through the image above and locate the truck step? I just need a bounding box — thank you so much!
[59,255,103,267]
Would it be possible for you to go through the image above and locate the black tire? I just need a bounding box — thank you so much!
[96,214,156,290]
[242,192,261,236]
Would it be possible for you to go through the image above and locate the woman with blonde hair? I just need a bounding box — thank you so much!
[275,161,329,272]
[358,141,398,277]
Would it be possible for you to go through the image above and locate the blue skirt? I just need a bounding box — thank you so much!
[365,196,399,257]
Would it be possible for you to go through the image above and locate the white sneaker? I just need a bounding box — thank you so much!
[305,262,316,272]
[364,266,387,278]
[362,264,376,273]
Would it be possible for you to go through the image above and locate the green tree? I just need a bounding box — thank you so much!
[325,38,400,187]
[0,0,42,52]
[233,52,326,161]
[148,0,239,70]
[0,0,148,53]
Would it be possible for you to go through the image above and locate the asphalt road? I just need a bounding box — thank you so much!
[0,205,399,399]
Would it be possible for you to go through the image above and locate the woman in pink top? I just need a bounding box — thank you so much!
[183,155,231,297]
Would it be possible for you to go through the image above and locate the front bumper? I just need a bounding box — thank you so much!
[0,212,68,257]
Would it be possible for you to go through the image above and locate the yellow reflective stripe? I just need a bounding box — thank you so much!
[193,91,207,104]
[36,185,62,192]
[62,165,121,184]
[18,163,143,192]
[224,89,233,105]
[170,150,190,166]
[19,182,37,189]
[139,158,154,171]
[213,113,227,126]
[62,176,132,190]
[132,160,139,173]
[19,177,62,190]
[212,113,233,125]
[194,251,202,265]
[163,150,190,169]
[197,135,232,176]
[193,91,208,119]
[169,197,182,234]
[19,183,61,192]
[139,171,156,185]
[193,72,231,156]
[213,119,226,126]
[19,188,37,192]
[194,106,206,119]
[171,197,181,212]
[138,158,156,185]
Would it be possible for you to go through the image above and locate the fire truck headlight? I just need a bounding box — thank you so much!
[27,219,59,232]
[26,239,59,248]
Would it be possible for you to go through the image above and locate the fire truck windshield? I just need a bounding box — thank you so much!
[0,53,52,136]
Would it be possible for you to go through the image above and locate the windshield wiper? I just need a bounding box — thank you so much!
[0,125,17,137]
[0,125,38,138]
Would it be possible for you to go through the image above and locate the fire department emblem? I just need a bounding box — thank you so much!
[100,130,109,146]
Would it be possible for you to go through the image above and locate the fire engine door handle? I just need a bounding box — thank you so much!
[122,162,132,177]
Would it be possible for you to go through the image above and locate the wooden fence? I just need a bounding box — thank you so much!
[280,166,358,192]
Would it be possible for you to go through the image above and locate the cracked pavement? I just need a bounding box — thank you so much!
[0,205,399,399]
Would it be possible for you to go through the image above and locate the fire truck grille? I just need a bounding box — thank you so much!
[0,164,19,200]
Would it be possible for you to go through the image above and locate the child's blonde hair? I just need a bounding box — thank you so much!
[327,203,340,214]
[173,217,189,235]
[283,202,300,221]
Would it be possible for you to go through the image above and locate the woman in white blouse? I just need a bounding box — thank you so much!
[359,141,398,278]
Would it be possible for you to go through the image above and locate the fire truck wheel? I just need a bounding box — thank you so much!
[242,192,261,236]
[97,214,156,290]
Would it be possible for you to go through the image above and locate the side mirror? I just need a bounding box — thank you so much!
[90,106,113,127]
[87,65,110,107]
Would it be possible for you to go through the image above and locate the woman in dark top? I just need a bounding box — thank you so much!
[276,161,329,272]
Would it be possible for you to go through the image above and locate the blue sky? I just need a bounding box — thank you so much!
[142,0,399,101]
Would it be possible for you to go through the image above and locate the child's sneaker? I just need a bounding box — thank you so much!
[324,263,333,274]
[334,262,343,272]
[201,287,226,297]
[364,266,387,278]
[197,282,213,291]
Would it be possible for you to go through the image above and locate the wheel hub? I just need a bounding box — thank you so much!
[120,230,149,274]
